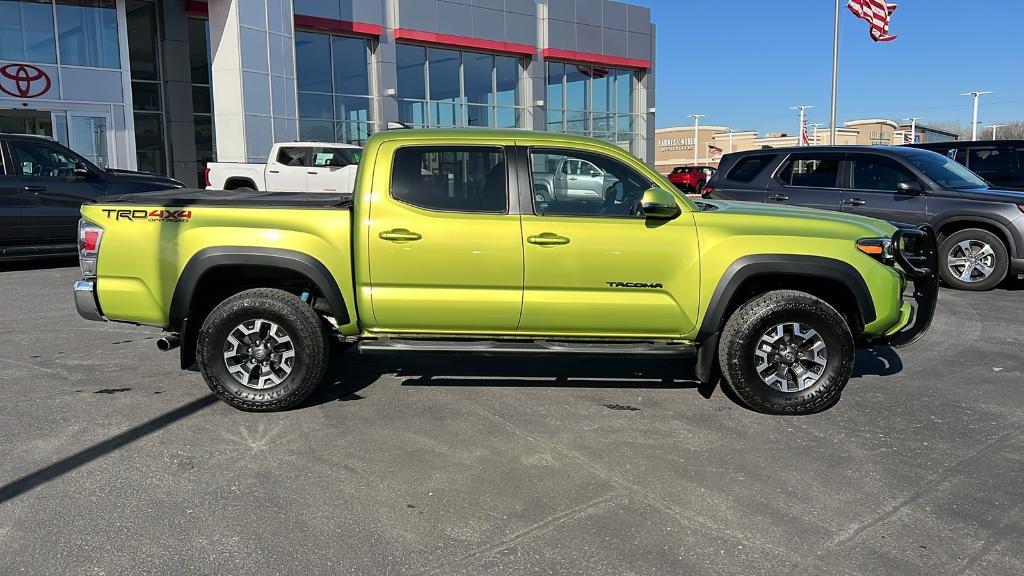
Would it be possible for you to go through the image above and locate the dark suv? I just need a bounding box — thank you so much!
[908,140,1024,191]
[705,146,1024,291]
[1,134,183,259]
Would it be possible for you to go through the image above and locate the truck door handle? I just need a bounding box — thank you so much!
[768,194,788,201]
[843,198,866,206]
[379,229,422,242]
[307,171,317,175]
[268,169,280,173]
[23,185,47,193]
[567,176,578,181]
[527,233,570,246]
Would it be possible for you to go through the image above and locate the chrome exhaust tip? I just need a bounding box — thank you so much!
[157,334,181,352]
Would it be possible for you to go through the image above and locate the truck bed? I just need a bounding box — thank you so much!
[93,189,353,209]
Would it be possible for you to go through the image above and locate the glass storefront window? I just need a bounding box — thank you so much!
[56,0,120,69]
[396,44,426,100]
[332,36,369,96]
[189,17,214,183]
[495,56,518,107]
[295,32,331,92]
[126,0,158,80]
[0,0,57,63]
[546,62,638,152]
[296,30,374,144]
[396,44,524,129]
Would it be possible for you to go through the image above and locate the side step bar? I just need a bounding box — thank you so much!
[357,338,696,358]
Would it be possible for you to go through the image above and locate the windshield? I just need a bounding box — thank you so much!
[908,153,988,190]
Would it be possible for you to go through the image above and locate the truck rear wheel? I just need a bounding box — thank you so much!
[197,288,328,411]
[718,290,854,415]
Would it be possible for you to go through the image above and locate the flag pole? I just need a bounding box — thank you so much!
[830,0,840,145]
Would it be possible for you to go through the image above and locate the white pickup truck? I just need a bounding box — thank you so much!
[204,142,361,193]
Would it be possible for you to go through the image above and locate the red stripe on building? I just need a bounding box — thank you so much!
[185,0,207,16]
[293,15,383,37]
[393,29,535,56]
[542,48,649,70]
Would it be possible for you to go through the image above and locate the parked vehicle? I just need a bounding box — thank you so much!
[75,129,936,415]
[705,146,1024,291]
[205,142,361,193]
[907,140,1024,191]
[668,166,716,193]
[0,134,183,259]
[531,155,619,203]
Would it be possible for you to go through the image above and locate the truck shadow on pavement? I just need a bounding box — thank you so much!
[303,344,907,411]
[301,347,711,409]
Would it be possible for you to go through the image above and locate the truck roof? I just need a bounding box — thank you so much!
[365,127,627,148]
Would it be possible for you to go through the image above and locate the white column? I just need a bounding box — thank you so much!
[209,0,298,163]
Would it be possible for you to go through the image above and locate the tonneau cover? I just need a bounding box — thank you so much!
[93,189,352,209]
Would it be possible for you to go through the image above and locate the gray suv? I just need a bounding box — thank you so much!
[705,146,1024,291]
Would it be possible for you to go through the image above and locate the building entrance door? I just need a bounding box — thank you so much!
[67,113,111,168]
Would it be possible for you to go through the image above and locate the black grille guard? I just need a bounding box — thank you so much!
[881,225,939,348]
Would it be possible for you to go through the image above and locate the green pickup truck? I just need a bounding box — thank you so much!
[74,129,937,415]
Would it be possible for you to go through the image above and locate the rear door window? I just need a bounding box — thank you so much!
[276,147,307,167]
[776,154,842,188]
[966,147,1014,172]
[848,155,916,192]
[390,146,507,213]
[726,155,774,182]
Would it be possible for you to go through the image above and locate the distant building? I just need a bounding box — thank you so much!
[653,117,959,173]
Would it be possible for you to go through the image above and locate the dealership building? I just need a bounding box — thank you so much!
[0,0,656,186]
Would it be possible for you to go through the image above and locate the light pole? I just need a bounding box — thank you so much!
[688,114,704,165]
[962,91,991,141]
[810,123,823,145]
[905,116,920,144]
[829,0,840,145]
[727,128,734,153]
[987,124,1006,140]
[791,105,814,146]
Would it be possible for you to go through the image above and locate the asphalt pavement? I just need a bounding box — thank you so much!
[1,260,1022,575]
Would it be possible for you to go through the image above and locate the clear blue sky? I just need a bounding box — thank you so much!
[632,0,1024,132]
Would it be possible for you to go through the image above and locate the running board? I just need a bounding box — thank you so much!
[357,338,696,357]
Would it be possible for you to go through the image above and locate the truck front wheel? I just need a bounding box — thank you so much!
[197,288,328,411]
[718,290,854,415]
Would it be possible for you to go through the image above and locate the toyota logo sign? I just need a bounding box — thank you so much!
[0,64,52,99]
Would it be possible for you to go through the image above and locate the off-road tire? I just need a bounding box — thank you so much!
[197,288,328,411]
[718,290,854,415]
[938,228,1008,291]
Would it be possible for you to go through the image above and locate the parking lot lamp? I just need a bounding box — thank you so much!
[987,124,1006,140]
[962,91,991,141]
[688,114,704,165]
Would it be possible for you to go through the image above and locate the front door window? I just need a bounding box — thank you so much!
[519,147,700,336]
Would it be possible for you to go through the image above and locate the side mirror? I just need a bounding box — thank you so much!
[640,188,682,220]
[73,163,90,180]
[589,170,601,177]
[897,181,923,195]
[324,158,343,167]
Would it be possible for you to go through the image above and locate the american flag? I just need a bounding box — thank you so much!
[801,121,810,146]
[847,0,898,42]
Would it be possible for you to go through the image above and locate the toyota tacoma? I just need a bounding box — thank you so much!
[74,129,937,415]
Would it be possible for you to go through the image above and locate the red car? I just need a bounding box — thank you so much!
[668,166,716,194]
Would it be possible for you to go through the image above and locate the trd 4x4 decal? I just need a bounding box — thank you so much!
[102,209,192,222]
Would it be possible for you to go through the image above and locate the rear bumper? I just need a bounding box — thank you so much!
[876,226,938,347]
[74,280,106,322]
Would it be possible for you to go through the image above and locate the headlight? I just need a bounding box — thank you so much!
[857,238,894,264]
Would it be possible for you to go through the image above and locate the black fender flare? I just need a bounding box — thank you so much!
[695,254,876,343]
[168,246,349,332]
